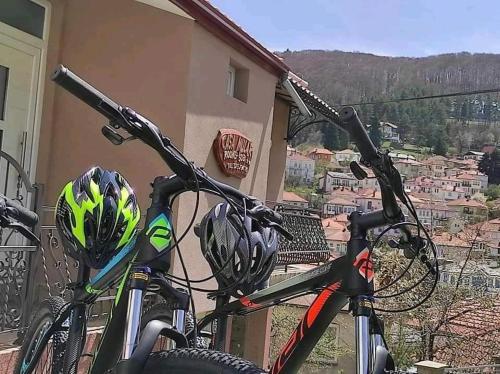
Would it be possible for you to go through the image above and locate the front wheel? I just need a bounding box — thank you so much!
[14,297,68,374]
[144,348,266,373]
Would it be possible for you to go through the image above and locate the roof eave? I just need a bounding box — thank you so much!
[171,0,289,76]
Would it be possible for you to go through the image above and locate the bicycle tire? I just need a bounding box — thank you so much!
[14,297,68,374]
[142,302,208,349]
[143,348,266,373]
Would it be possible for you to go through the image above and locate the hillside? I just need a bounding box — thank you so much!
[280,50,500,152]
[281,50,500,104]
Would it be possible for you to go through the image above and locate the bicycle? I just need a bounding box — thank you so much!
[15,65,438,374]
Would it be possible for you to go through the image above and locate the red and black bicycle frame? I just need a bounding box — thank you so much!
[198,209,389,374]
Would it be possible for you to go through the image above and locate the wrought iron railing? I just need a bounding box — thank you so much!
[0,150,40,338]
[275,205,331,265]
[31,207,127,318]
[0,151,118,345]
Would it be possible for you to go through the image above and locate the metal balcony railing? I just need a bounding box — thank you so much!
[274,205,330,266]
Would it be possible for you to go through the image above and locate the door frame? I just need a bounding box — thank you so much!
[0,0,51,185]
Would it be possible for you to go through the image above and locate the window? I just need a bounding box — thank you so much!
[226,65,236,97]
[471,276,483,287]
[0,0,45,38]
[226,61,249,102]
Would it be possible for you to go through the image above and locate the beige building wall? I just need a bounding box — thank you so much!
[37,0,194,207]
[266,97,289,204]
[174,23,280,311]
[31,1,289,366]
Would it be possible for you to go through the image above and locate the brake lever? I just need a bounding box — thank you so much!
[391,236,426,259]
[389,237,436,275]
[266,221,293,241]
[248,205,283,224]
[102,125,137,145]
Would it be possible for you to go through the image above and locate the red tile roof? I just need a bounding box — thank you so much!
[322,214,349,225]
[324,227,350,242]
[432,233,469,248]
[308,148,334,156]
[322,220,346,230]
[357,189,382,200]
[447,198,487,209]
[329,187,358,199]
[326,197,358,206]
[456,173,478,181]
[283,191,308,203]
[434,299,500,366]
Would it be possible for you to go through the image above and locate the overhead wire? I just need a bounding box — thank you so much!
[338,87,500,107]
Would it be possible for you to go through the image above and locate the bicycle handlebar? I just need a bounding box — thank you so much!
[51,65,289,238]
[339,106,404,220]
[0,194,38,227]
[339,107,379,164]
[337,107,425,258]
[52,65,124,123]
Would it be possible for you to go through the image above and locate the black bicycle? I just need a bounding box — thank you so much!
[15,65,438,374]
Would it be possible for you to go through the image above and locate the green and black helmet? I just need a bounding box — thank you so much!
[55,166,140,269]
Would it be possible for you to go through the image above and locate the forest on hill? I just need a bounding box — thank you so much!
[280,50,500,154]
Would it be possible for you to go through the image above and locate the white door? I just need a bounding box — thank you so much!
[0,32,40,199]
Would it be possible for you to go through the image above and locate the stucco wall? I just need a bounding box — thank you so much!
[174,23,279,310]
[37,0,288,316]
[38,0,193,207]
[266,97,289,203]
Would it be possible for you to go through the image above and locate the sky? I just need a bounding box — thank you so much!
[210,0,500,57]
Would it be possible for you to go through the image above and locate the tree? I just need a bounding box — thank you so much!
[321,122,340,151]
[479,150,500,185]
[368,109,383,148]
[377,234,496,368]
[433,133,448,156]
[271,305,351,371]
[484,185,500,201]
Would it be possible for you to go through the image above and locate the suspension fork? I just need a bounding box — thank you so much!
[122,267,150,359]
[171,289,188,348]
[63,265,90,374]
[370,313,386,373]
[352,296,373,374]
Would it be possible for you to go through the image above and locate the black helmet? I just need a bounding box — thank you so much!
[55,166,141,269]
[199,202,278,297]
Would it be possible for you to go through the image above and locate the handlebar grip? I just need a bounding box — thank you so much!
[51,65,122,122]
[339,106,379,163]
[1,195,38,227]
